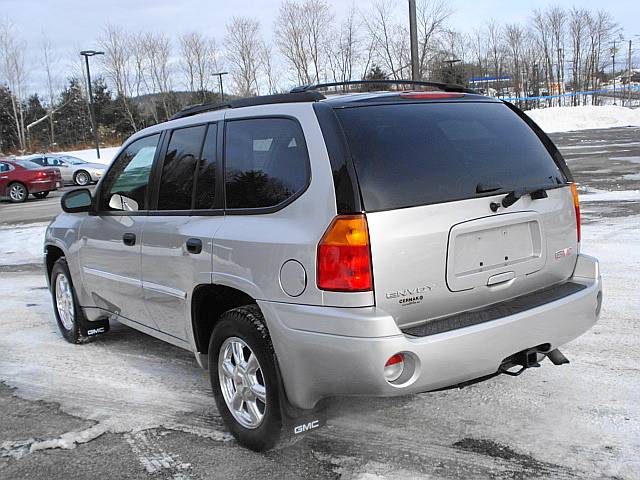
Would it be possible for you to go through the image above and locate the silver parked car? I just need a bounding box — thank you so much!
[29,153,106,186]
[44,81,602,451]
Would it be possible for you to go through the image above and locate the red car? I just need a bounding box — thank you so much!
[0,159,62,203]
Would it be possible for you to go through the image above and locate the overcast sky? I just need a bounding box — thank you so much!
[3,0,640,94]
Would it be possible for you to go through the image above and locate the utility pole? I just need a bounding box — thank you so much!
[612,40,617,106]
[80,50,104,159]
[628,39,633,106]
[409,0,419,81]
[212,72,228,102]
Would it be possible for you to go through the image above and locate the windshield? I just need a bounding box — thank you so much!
[57,155,86,165]
[335,102,565,212]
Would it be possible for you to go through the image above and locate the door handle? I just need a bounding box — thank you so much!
[122,232,136,246]
[186,238,203,254]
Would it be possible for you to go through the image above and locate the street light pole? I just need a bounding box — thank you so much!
[612,40,617,106]
[212,72,228,102]
[408,0,419,81]
[80,50,104,159]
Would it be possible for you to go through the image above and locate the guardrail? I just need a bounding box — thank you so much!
[501,85,640,102]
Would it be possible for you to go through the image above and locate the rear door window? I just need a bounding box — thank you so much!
[224,118,309,209]
[157,125,207,211]
[194,124,218,210]
[335,102,564,211]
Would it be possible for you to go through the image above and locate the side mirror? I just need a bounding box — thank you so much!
[61,188,93,213]
[108,193,139,212]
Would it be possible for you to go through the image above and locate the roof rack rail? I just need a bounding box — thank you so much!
[170,91,326,120]
[290,79,476,94]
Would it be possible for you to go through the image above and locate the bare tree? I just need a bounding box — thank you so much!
[363,1,410,80]
[99,25,138,130]
[504,23,525,98]
[261,43,280,94]
[0,20,27,151]
[225,17,262,96]
[569,8,588,105]
[276,0,333,85]
[416,0,451,78]
[143,32,174,119]
[326,6,360,83]
[41,38,59,146]
[179,32,220,101]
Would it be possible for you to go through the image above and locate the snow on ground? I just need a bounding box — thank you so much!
[0,214,639,477]
[54,146,120,166]
[527,105,640,133]
[0,223,47,265]
[579,187,640,202]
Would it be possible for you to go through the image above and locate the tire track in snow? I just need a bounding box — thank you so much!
[124,429,192,479]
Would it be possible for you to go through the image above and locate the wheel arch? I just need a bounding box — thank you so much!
[45,244,66,282]
[191,283,259,356]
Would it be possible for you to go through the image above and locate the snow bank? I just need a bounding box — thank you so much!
[0,223,48,265]
[52,146,120,166]
[526,105,640,133]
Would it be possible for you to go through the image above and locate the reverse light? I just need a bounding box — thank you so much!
[317,214,372,292]
[399,92,465,99]
[570,183,581,242]
[384,354,405,382]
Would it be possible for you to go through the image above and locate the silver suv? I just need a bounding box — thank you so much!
[44,81,602,451]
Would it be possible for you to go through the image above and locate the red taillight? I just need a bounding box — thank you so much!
[317,214,372,292]
[399,91,465,99]
[36,171,48,178]
[570,183,581,242]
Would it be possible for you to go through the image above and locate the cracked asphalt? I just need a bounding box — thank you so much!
[1,127,639,479]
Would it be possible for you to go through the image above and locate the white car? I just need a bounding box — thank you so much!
[28,154,106,186]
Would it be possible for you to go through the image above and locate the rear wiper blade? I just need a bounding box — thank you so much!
[476,182,503,194]
[500,185,549,209]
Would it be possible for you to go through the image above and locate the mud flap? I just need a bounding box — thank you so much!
[274,358,326,442]
[79,317,110,338]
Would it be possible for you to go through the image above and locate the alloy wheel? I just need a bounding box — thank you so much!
[9,183,26,202]
[55,273,75,330]
[218,337,267,429]
[75,172,90,186]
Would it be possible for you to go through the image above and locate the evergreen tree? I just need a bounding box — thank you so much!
[25,94,49,151]
[56,78,92,147]
[0,86,19,153]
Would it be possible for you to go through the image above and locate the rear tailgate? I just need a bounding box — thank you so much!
[335,100,578,328]
[366,188,577,328]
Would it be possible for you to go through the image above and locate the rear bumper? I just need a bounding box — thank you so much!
[29,179,59,192]
[259,254,602,409]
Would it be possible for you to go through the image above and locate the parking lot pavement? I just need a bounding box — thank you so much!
[0,186,95,225]
[1,128,639,479]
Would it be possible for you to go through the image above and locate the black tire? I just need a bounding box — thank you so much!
[74,170,91,186]
[209,305,286,451]
[50,257,91,344]
[33,191,50,199]
[8,182,28,203]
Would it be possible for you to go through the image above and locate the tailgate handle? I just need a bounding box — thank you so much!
[487,271,516,286]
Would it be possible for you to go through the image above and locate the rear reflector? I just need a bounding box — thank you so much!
[317,214,372,292]
[570,183,581,242]
[399,92,465,99]
[384,353,405,382]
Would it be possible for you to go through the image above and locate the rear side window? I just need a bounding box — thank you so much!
[335,102,564,211]
[157,125,207,210]
[224,118,309,209]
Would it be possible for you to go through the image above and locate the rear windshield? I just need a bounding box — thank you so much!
[335,102,565,211]
[15,160,43,170]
